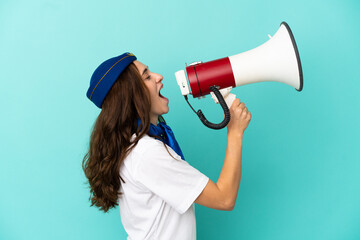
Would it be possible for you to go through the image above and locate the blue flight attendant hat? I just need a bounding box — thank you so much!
[86,52,137,108]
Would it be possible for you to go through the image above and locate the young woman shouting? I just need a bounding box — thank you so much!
[83,52,251,240]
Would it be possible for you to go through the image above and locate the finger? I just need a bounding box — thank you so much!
[239,102,245,109]
[230,99,241,110]
[247,112,252,120]
[241,109,248,117]
[232,98,240,106]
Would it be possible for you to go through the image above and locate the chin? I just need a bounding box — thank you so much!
[163,107,169,115]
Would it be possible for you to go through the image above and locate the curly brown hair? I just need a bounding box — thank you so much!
[82,62,167,212]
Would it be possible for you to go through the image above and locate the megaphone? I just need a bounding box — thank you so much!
[175,21,303,130]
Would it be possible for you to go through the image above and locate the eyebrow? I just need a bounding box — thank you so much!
[142,66,149,76]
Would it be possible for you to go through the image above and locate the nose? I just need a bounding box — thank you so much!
[154,73,163,83]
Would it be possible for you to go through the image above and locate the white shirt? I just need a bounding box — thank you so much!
[118,134,209,240]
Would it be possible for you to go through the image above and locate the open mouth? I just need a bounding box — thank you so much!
[159,85,165,98]
[158,87,168,101]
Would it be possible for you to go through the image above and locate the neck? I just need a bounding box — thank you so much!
[150,116,158,126]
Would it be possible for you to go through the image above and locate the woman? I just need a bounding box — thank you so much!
[83,52,251,240]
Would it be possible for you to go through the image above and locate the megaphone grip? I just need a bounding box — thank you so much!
[196,86,231,130]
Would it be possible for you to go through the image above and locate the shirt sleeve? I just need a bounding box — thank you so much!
[132,140,209,214]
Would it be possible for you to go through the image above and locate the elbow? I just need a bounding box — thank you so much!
[223,199,235,211]
[226,202,235,211]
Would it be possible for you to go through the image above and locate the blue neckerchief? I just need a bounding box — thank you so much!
[137,119,185,160]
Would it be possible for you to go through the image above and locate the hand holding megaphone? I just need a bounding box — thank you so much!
[175,21,303,130]
[226,98,252,137]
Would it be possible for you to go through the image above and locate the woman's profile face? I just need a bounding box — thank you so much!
[133,60,169,125]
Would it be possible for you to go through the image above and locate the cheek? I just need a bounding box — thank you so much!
[144,83,156,99]
[148,87,159,106]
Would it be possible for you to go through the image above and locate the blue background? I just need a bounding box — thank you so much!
[1,0,359,239]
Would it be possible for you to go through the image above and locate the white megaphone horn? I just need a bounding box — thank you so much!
[175,21,303,130]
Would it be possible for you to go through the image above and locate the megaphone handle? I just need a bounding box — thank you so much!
[196,86,231,130]
[224,93,236,109]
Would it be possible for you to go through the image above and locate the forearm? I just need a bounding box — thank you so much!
[216,133,243,208]
[194,98,250,211]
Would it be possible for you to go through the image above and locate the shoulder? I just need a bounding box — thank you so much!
[130,134,162,154]
[127,134,173,160]
[128,133,183,165]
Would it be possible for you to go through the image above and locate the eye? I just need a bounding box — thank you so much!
[146,75,151,80]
